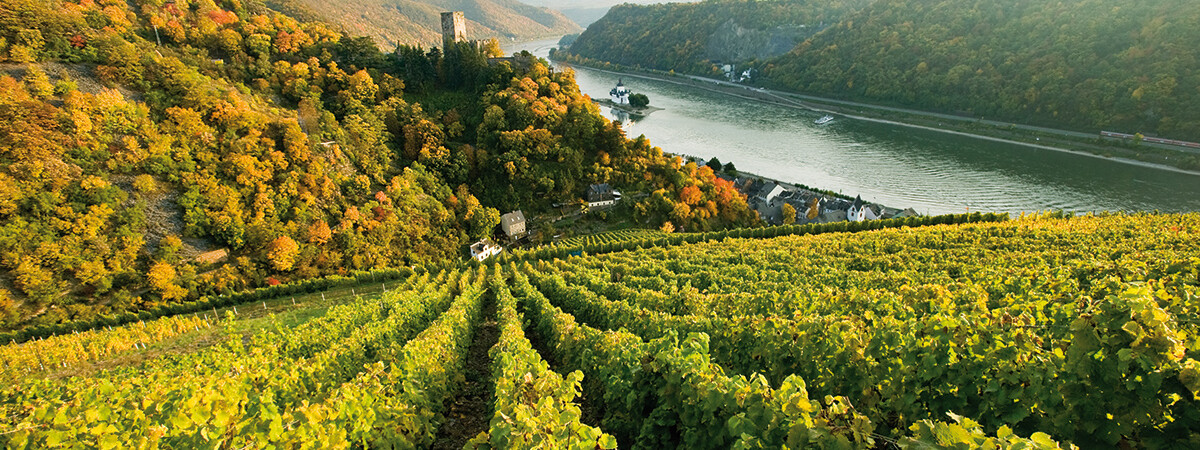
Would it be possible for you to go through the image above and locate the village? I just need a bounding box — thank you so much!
[469,159,917,261]
[716,169,920,226]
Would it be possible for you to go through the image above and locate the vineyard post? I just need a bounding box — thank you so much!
[322,292,326,302]
[262,301,267,310]
[292,297,296,305]
[352,288,356,297]
[233,306,237,315]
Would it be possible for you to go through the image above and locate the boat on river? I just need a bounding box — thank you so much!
[815,115,835,125]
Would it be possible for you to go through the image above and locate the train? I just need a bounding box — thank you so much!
[1100,131,1200,149]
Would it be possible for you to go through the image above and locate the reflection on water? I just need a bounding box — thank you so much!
[608,107,645,127]
[505,39,1200,215]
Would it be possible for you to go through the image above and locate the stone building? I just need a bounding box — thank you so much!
[441,12,467,48]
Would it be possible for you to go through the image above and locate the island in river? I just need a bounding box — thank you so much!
[592,98,663,117]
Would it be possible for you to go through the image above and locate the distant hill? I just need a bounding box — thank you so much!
[275,0,581,48]
[520,0,699,27]
[764,0,1200,141]
[564,0,870,75]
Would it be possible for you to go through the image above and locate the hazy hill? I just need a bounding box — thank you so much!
[564,0,870,74]
[520,0,699,27]
[765,0,1200,140]
[276,0,581,48]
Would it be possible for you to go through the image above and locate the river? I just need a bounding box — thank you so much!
[505,38,1200,215]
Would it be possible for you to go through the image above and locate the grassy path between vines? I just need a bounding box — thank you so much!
[521,306,605,429]
[433,293,500,449]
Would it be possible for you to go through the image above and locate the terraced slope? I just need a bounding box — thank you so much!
[1,213,1196,448]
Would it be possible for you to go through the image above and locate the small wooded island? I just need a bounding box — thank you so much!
[594,79,662,116]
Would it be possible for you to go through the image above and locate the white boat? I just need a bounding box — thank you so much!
[815,115,835,125]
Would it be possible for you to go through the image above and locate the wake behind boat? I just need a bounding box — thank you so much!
[815,115,835,125]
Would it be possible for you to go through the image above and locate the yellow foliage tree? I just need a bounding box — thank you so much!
[148,261,187,301]
[308,220,332,245]
[267,235,300,271]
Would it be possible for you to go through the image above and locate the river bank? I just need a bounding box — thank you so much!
[551,54,1200,176]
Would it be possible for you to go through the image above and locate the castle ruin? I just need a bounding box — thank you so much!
[441,12,467,48]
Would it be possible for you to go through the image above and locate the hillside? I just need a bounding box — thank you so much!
[1,213,1196,447]
[0,0,753,331]
[275,0,581,48]
[564,0,870,75]
[564,0,1200,141]
[765,0,1200,141]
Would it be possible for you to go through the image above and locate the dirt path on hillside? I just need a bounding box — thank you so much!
[432,297,499,449]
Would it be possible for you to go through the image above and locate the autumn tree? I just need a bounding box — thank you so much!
[148,261,188,301]
[23,66,53,99]
[308,220,332,245]
[266,235,300,271]
[782,203,797,225]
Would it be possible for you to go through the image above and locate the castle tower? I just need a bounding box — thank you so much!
[441,12,466,48]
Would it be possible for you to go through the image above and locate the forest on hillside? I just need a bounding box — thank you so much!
[0,0,753,330]
[566,0,869,75]
[564,0,1200,141]
[764,0,1200,141]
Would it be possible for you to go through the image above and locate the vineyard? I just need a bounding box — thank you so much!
[551,229,668,249]
[1,213,1197,448]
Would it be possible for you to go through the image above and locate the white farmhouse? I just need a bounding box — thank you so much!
[469,238,502,262]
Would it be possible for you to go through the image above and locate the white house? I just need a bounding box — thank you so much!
[470,238,502,262]
[756,183,786,205]
[847,195,878,222]
[610,80,630,105]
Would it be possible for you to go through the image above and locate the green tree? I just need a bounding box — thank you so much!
[707,157,722,171]
[629,93,650,108]
[469,207,501,241]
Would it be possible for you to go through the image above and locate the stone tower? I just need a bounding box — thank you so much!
[441,12,466,48]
